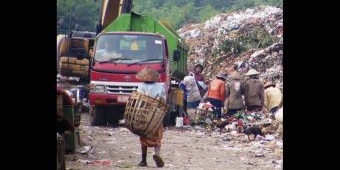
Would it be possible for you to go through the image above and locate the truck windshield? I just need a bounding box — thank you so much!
[94,34,164,63]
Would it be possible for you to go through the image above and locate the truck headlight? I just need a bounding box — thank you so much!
[95,85,105,93]
[90,85,106,93]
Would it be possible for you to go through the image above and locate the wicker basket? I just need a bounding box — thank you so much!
[124,91,168,138]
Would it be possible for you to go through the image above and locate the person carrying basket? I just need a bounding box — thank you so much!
[135,66,166,167]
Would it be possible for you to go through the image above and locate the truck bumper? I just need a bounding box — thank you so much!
[89,93,130,106]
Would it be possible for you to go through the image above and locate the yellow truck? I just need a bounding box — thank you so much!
[57,31,96,82]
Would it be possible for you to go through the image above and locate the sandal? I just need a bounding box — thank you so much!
[138,161,147,167]
[153,155,164,167]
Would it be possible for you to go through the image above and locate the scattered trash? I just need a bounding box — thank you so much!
[119,119,126,124]
[112,160,134,168]
[222,136,232,141]
[75,146,92,154]
[255,153,265,157]
[119,128,130,132]
[264,134,275,141]
[255,135,264,141]
[79,159,112,166]
[176,117,184,127]
[230,130,238,136]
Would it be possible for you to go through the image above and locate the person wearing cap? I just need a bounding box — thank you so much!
[243,69,264,112]
[203,72,227,119]
[225,72,245,116]
[263,81,282,118]
[135,66,165,167]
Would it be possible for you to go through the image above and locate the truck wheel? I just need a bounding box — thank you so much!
[90,106,106,126]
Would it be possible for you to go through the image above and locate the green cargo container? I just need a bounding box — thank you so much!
[62,105,74,126]
[103,12,189,76]
[63,128,80,153]
[63,105,81,127]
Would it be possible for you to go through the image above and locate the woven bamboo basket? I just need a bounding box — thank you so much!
[124,91,168,138]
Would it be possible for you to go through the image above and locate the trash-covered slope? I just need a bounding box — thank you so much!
[178,6,283,89]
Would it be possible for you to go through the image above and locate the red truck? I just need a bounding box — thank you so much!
[88,0,188,126]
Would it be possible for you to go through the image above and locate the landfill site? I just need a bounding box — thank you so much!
[57,4,283,170]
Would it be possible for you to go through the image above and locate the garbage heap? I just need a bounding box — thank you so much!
[178,5,283,90]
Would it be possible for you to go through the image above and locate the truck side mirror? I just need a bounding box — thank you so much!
[173,50,180,62]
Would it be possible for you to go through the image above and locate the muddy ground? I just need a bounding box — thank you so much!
[65,112,283,170]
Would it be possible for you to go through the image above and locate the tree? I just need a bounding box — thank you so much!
[57,0,100,34]
[198,5,219,22]
[56,0,284,32]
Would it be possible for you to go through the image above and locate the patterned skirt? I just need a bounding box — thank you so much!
[139,126,163,147]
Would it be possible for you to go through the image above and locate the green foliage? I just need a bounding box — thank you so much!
[57,0,101,34]
[219,39,243,55]
[57,0,283,33]
[231,0,255,10]
[198,5,219,22]
[218,27,273,56]
[238,27,274,49]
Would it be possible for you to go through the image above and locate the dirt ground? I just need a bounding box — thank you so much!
[64,112,283,170]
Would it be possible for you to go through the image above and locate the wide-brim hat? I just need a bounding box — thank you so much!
[216,72,227,80]
[245,69,259,76]
[264,81,275,88]
[229,72,243,80]
[136,66,160,82]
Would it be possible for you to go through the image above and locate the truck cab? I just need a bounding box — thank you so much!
[88,0,188,126]
[89,32,170,125]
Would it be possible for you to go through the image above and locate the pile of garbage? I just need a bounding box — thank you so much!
[189,107,282,139]
[178,5,283,89]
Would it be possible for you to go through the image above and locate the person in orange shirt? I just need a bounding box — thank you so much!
[203,72,227,119]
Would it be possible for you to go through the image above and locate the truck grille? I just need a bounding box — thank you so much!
[106,85,138,94]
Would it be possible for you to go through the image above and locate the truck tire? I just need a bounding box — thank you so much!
[90,106,106,126]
